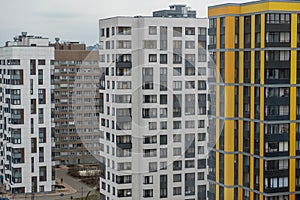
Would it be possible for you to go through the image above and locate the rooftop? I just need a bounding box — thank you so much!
[153,5,196,18]
[4,32,50,47]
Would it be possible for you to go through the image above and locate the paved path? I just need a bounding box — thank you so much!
[7,166,95,200]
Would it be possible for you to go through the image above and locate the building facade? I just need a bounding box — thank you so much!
[208,1,300,199]
[51,41,101,165]
[0,33,55,194]
[99,5,208,200]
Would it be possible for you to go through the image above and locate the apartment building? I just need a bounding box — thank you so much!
[51,41,101,165]
[207,1,300,199]
[99,5,208,200]
[0,32,55,194]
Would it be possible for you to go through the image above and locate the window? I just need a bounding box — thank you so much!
[11,89,21,105]
[185,41,195,49]
[39,128,46,143]
[144,176,153,184]
[209,35,216,45]
[149,54,157,62]
[149,26,157,35]
[198,172,205,180]
[173,134,181,142]
[11,109,24,124]
[160,135,167,145]
[38,89,46,104]
[173,174,181,182]
[117,81,131,89]
[266,32,290,43]
[185,173,195,195]
[185,81,195,89]
[117,26,131,35]
[144,40,157,49]
[117,162,131,171]
[173,27,182,37]
[149,162,157,172]
[198,67,206,76]
[160,162,167,170]
[173,53,182,64]
[149,122,157,130]
[112,27,115,35]
[265,141,289,152]
[39,166,47,181]
[160,121,167,130]
[160,54,167,64]
[144,136,157,144]
[185,160,195,168]
[173,40,182,49]
[7,59,20,65]
[198,133,206,141]
[266,13,290,24]
[198,27,207,36]
[117,40,131,49]
[198,146,205,154]
[266,50,290,61]
[198,80,206,90]
[143,189,153,198]
[100,28,105,36]
[173,147,181,156]
[160,95,167,104]
[160,108,167,118]
[30,60,36,75]
[38,59,46,65]
[185,27,195,35]
[173,67,181,76]
[185,120,195,128]
[143,95,157,103]
[173,81,182,90]
[142,108,157,118]
[38,69,43,85]
[160,148,167,158]
[173,187,181,195]
[12,129,21,144]
[173,121,181,129]
[198,159,206,169]
[173,161,182,170]
[39,147,44,162]
[12,168,22,183]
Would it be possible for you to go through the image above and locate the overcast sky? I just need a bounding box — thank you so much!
[0,0,254,46]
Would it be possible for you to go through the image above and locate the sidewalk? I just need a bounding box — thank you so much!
[5,165,97,200]
[6,178,77,199]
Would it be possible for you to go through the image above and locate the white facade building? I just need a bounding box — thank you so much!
[99,5,208,200]
[0,33,55,194]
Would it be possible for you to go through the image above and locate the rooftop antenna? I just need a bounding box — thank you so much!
[55,37,60,43]
[21,32,27,37]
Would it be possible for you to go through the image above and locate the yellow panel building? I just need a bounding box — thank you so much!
[207,0,300,199]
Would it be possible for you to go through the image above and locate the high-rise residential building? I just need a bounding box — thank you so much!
[0,32,55,194]
[51,41,101,165]
[99,5,208,200]
[207,1,300,199]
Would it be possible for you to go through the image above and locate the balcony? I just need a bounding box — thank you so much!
[265,169,288,178]
[208,28,216,35]
[265,61,290,68]
[116,61,132,68]
[265,42,290,48]
[198,35,207,42]
[264,187,289,194]
[116,142,132,150]
[265,24,290,32]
